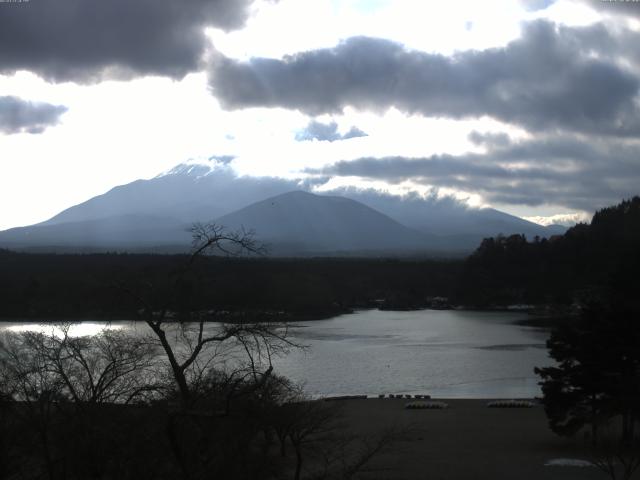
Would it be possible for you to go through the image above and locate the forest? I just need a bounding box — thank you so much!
[0,252,461,321]
[1,196,639,321]
[458,196,640,310]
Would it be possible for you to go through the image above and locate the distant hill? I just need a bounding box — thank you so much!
[332,187,565,240]
[0,161,567,255]
[215,190,436,255]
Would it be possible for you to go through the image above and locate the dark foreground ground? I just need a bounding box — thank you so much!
[337,398,603,480]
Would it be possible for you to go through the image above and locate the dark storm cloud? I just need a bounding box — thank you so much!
[0,96,67,134]
[468,131,512,148]
[553,21,640,82]
[312,136,640,212]
[0,0,255,82]
[210,20,640,136]
[581,0,640,18]
[295,120,368,142]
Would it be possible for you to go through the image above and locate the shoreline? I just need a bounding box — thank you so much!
[320,394,541,402]
[0,304,568,325]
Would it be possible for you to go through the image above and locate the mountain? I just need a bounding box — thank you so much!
[329,187,566,240]
[0,161,567,255]
[215,190,434,255]
[42,164,297,226]
[0,190,438,255]
[0,214,192,252]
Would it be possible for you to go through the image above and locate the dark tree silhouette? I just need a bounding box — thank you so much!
[0,326,167,480]
[588,421,640,480]
[117,222,301,480]
[118,222,295,408]
[535,302,640,444]
[460,196,640,308]
[17,324,161,404]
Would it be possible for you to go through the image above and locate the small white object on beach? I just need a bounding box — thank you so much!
[405,401,448,409]
[487,400,535,408]
[544,458,593,468]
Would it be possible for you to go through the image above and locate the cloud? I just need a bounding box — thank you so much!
[468,130,512,148]
[210,20,640,136]
[0,96,67,134]
[555,21,640,83]
[295,120,367,142]
[520,0,557,12]
[524,212,590,227]
[208,154,236,165]
[311,135,640,212]
[580,0,640,19]
[0,0,257,82]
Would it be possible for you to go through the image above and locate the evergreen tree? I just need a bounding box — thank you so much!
[535,302,640,443]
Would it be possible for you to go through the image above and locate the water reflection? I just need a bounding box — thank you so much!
[3,322,123,337]
[0,309,552,398]
[274,309,552,398]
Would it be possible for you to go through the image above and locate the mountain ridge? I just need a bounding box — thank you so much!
[0,162,567,255]
[215,190,435,255]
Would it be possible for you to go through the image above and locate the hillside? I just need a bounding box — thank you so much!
[0,162,565,255]
[215,190,435,255]
[459,196,640,308]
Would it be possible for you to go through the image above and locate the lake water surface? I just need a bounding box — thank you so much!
[0,309,552,399]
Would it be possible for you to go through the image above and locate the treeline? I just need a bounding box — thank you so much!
[458,196,640,308]
[0,251,461,320]
[2,196,639,320]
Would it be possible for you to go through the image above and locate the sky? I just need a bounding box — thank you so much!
[1,0,639,231]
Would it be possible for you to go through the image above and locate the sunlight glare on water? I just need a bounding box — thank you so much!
[3,322,124,337]
[0,310,551,398]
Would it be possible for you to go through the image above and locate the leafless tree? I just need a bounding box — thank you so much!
[188,222,266,259]
[287,400,341,480]
[14,325,163,405]
[0,328,175,480]
[113,223,304,480]
[0,332,68,480]
[119,222,296,409]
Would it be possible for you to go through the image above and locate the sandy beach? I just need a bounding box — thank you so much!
[335,398,604,480]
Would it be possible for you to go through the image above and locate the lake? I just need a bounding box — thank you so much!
[0,309,551,399]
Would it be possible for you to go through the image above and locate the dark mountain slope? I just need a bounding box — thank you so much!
[215,190,435,254]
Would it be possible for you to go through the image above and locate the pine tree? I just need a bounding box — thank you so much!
[535,302,640,443]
